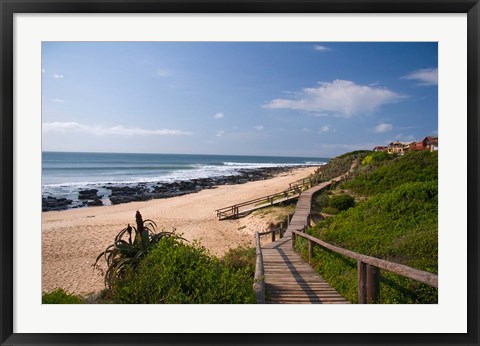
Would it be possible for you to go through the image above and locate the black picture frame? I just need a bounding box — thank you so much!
[1,1,479,345]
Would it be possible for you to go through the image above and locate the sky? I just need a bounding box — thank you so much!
[42,42,438,158]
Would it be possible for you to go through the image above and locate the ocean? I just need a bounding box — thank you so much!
[42,152,328,206]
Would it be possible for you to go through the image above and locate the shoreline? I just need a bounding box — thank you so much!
[42,165,322,211]
[42,166,318,296]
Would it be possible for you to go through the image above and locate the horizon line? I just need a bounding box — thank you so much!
[41,150,332,160]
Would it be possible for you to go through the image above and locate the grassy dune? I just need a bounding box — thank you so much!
[296,150,438,303]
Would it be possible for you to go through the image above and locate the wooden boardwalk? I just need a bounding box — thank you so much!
[258,168,354,304]
[262,237,348,304]
[216,187,304,220]
[283,174,348,238]
[255,160,438,304]
[223,192,301,219]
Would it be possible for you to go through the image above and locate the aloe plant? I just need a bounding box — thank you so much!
[94,211,181,288]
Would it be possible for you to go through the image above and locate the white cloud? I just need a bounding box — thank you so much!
[53,73,64,79]
[156,69,172,77]
[302,128,311,132]
[313,45,331,52]
[255,125,264,131]
[374,123,393,133]
[51,99,65,103]
[401,68,438,86]
[42,68,45,73]
[42,122,192,136]
[216,130,225,137]
[263,79,404,117]
[319,125,334,133]
[213,112,224,120]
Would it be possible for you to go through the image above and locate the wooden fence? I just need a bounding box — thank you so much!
[253,232,265,304]
[291,230,438,303]
[215,185,308,220]
[253,227,286,304]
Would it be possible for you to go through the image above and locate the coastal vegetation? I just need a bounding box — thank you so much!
[314,150,367,182]
[112,238,255,304]
[93,211,181,288]
[42,288,84,304]
[295,150,438,303]
[44,214,257,304]
[343,150,437,195]
[42,150,438,304]
[91,212,255,304]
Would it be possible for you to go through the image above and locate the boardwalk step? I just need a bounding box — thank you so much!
[257,169,354,304]
[262,238,349,304]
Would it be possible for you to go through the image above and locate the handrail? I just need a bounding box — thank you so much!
[215,172,318,217]
[215,187,300,214]
[288,174,323,188]
[291,230,437,303]
[258,227,284,242]
[253,232,265,304]
[279,159,437,303]
[291,231,438,288]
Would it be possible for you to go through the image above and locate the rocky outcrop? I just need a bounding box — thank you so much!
[42,196,73,211]
[43,166,310,209]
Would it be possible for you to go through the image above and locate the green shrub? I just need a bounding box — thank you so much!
[296,180,438,303]
[362,151,391,166]
[112,237,256,304]
[314,193,330,210]
[343,151,437,196]
[361,155,373,166]
[222,246,256,275]
[322,207,339,215]
[94,211,182,288]
[321,181,438,264]
[42,288,84,304]
[314,150,369,183]
[329,194,355,211]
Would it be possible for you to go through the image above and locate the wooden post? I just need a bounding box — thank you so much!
[271,230,276,242]
[358,261,367,304]
[292,232,296,250]
[308,239,313,265]
[366,265,380,304]
[280,223,284,238]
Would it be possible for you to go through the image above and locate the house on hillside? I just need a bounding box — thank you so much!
[387,141,413,155]
[382,136,438,155]
[373,146,387,152]
[410,142,425,151]
[423,136,438,151]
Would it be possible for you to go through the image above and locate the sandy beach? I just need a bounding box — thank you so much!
[42,166,317,296]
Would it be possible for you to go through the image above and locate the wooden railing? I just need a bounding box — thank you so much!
[288,175,317,190]
[258,227,284,242]
[215,187,302,220]
[291,230,438,303]
[253,227,286,303]
[253,232,265,304]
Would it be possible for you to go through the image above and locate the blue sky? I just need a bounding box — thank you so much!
[42,42,437,158]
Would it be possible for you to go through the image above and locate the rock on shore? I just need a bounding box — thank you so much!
[42,166,309,211]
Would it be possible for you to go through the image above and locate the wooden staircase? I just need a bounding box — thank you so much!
[262,237,348,304]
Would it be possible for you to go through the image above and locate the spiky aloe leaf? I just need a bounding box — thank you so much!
[93,211,179,288]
